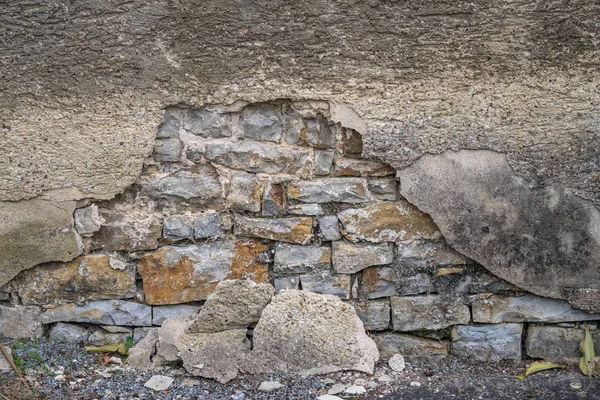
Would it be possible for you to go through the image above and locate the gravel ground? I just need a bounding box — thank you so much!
[2,338,599,399]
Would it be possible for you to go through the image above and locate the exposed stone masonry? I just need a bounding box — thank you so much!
[2,100,599,368]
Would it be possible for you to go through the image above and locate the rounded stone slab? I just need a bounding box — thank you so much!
[398,150,600,311]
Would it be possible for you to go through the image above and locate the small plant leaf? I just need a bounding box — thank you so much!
[579,324,595,377]
[516,361,565,379]
[85,343,128,356]
[125,336,134,351]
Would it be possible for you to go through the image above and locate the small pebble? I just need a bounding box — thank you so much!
[328,383,346,394]
[388,354,406,372]
[410,381,422,387]
[344,385,367,395]
[258,381,284,392]
[317,395,344,400]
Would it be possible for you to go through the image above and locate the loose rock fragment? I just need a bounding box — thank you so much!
[388,354,406,372]
[144,375,174,391]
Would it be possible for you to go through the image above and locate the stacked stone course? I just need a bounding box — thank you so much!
[2,100,599,365]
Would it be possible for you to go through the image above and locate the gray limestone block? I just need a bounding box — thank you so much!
[373,332,449,358]
[49,322,90,343]
[314,150,334,176]
[303,116,336,149]
[288,178,371,204]
[163,216,193,241]
[152,304,201,326]
[193,211,221,239]
[526,324,600,363]
[332,242,394,274]
[274,244,331,274]
[87,326,132,346]
[262,183,286,217]
[351,299,391,331]
[288,203,324,216]
[398,273,434,296]
[391,295,470,331]
[42,300,152,326]
[360,266,399,299]
[153,138,182,163]
[183,108,231,138]
[273,277,300,293]
[156,113,180,139]
[318,216,341,241]
[367,178,397,201]
[0,305,42,339]
[234,215,313,245]
[226,172,263,212]
[238,104,283,142]
[74,204,104,236]
[451,323,523,362]
[140,166,221,200]
[299,272,351,300]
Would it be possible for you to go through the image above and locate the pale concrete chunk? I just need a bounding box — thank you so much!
[391,296,470,331]
[243,290,379,375]
[299,272,352,300]
[128,328,158,370]
[42,300,152,326]
[238,104,283,142]
[153,304,201,326]
[205,141,312,175]
[193,211,221,239]
[49,322,90,343]
[352,300,391,331]
[140,166,221,200]
[0,305,42,339]
[227,172,263,212]
[163,216,193,241]
[187,280,274,333]
[332,242,394,274]
[156,314,193,362]
[333,157,395,177]
[318,216,341,241]
[374,332,448,358]
[368,178,397,201]
[235,215,313,245]
[451,324,523,362]
[183,109,231,138]
[274,244,331,274]
[315,150,335,175]
[74,204,104,236]
[338,201,440,243]
[360,266,399,299]
[526,325,600,363]
[471,294,600,323]
[288,178,371,204]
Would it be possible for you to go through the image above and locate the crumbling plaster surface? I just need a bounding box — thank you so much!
[0,1,599,286]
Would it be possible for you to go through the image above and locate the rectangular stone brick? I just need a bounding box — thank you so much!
[360,266,398,299]
[0,305,42,339]
[314,150,334,175]
[391,295,470,331]
[140,165,221,200]
[163,216,193,241]
[332,241,394,274]
[451,324,523,362]
[262,183,286,217]
[194,211,221,239]
[352,300,390,331]
[274,244,331,274]
[526,324,600,363]
[238,104,283,142]
[226,171,263,212]
[299,272,351,299]
[367,178,397,201]
[288,203,323,216]
[42,300,152,327]
[183,108,231,138]
[153,304,202,326]
[273,277,300,293]
[374,332,449,358]
[333,157,395,177]
[318,215,341,241]
[288,178,371,204]
[235,215,313,245]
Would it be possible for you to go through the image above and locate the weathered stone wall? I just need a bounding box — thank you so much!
[2,102,599,365]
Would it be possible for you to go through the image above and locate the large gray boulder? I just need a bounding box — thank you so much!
[243,290,379,375]
[399,150,600,311]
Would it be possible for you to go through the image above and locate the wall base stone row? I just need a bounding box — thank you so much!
[2,101,598,366]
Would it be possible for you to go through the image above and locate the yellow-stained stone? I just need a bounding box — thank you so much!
[235,216,313,245]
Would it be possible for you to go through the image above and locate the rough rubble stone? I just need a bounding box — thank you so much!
[243,290,379,375]
[262,183,287,217]
[367,178,397,201]
[342,129,363,158]
[0,305,42,339]
[273,277,300,293]
[351,300,391,331]
[288,178,371,204]
[42,300,152,326]
[74,204,105,236]
[156,113,180,139]
[314,150,335,176]
[0,347,12,372]
[187,279,274,333]
[133,327,154,344]
[318,216,341,241]
[49,322,90,343]
[140,166,221,200]
[288,203,324,216]
[238,104,283,142]
[338,201,440,243]
[333,157,395,177]
[163,216,193,241]
[332,242,394,274]
[398,241,471,265]
[193,211,221,239]
[152,304,201,326]
[87,326,132,346]
[205,140,312,175]
[0,199,83,287]
[526,325,600,363]
[235,215,313,245]
[226,172,263,212]
[12,254,136,305]
[388,354,406,372]
[299,272,352,300]
[138,240,269,304]
[472,294,600,323]
[128,328,158,370]
[153,138,181,162]
[299,117,335,149]
[373,332,449,358]
[273,244,331,274]
[398,150,600,309]
[183,109,231,138]
[360,266,399,299]
[391,295,470,331]
[398,273,435,296]
[155,314,193,363]
[451,323,523,362]
[90,209,162,252]
[564,288,600,313]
